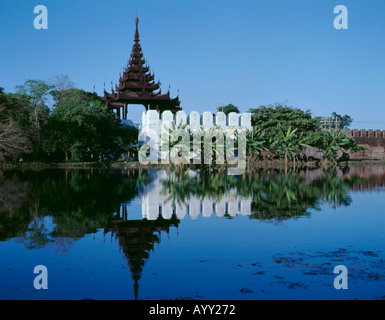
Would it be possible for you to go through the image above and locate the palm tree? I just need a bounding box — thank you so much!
[246,128,268,162]
[317,129,366,165]
[275,125,310,166]
[192,125,236,166]
[160,122,190,170]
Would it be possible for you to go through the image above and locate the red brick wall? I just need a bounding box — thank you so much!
[346,129,385,160]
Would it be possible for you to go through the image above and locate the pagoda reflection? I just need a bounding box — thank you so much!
[103,214,179,300]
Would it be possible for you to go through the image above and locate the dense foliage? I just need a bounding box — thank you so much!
[246,103,364,164]
[0,87,40,160]
[1,80,364,165]
[0,79,138,162]
[42,89,138,162]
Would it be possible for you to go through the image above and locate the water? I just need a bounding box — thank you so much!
[0,166,384,300]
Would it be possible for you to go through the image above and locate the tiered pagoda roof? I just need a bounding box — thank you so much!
[102,17,181,114]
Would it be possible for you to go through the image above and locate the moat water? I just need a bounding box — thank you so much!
[1,166,384,300]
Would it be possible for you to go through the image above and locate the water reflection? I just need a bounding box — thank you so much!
[141,170,251,220]
[145,167,378,221]
[2,166,385,243]
[0,169,142,243]
[104,216,179,300]
[1,166,385,299]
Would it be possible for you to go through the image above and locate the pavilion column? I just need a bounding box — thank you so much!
[117,107,121,119]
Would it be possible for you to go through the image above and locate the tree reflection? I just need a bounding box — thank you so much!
[0,168,148,248]
[0,171,37,241]
[160,167,369,221]
[160,168,239,206]
[0,166,377,243]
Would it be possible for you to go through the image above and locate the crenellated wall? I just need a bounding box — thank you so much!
[138,110,253,161]
[138,110,385,161]
[304,129,385,160]
[346,129,385,160]
[140,110,252,133]
[346,129,385,138]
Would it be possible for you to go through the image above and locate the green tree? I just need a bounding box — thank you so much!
[316,129,366,164]
[159,121,190,168]
[274,125,310,165]
[248,103,321,137]
[15,79,53,129]
[247,104,361,163]
[246,128,268,161]
[48,74,75,107]
[41,89,137,162]
[216,104,240,115]
[0,88,35,161]
[331,112,353,129]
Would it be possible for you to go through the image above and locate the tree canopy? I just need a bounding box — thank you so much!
[331,112,353,129]
[0,87,40,161]
[1,78,140,163]
[216,104,240,115]
[15,79,53,129]
[248,103,321,133]
[41,88,138,162]
[246,103,363,164]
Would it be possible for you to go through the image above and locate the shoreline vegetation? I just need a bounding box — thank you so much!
[0,79,372,168]
[1,159,385,171]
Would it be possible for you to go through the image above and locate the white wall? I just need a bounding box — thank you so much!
[138,110,253,161]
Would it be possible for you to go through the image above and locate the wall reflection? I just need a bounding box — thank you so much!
[140,166,385,221]
[140,170,251,220]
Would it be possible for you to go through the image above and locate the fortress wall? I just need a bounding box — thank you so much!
[140,110,252,134]
[138,110,253,161]
[346,129,385,159]
[139,112,385,160]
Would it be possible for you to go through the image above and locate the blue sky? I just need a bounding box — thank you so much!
[0,0,384,128]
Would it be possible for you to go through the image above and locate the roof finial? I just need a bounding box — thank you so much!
[134,16,140,42]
